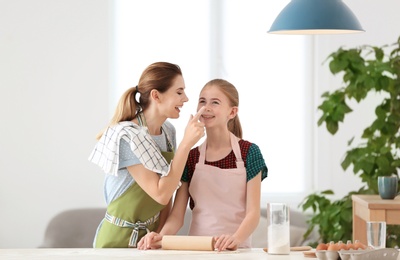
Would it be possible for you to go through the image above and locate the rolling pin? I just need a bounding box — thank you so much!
[162,235,215,251]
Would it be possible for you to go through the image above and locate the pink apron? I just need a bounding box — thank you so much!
[188,133,251,248]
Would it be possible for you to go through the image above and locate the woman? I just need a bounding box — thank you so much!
[89,62,205,248]
[138,79,268,251]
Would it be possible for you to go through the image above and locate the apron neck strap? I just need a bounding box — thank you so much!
[198,132,243,165]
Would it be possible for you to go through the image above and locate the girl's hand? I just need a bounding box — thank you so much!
[137,232,163,250]
[213,234,239,251]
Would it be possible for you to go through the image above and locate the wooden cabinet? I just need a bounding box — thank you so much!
[352,194,400,245]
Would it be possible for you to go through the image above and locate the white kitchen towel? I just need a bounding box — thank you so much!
[88,121,170,177]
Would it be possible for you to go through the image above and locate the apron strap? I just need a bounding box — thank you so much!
[198,141,207,165]
[230,133,244,168]
[104,211,160,248]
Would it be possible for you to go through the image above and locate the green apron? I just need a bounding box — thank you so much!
[95,116,175,248]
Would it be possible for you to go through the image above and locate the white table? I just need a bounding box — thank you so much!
[0,248,307,260]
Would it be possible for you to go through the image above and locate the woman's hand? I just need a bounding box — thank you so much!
[137,232,163,250]
[181,106,206,148]
[213,234,239,252]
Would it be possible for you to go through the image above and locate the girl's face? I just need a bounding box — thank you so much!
[158,75,189,119]
[197,85,237,128]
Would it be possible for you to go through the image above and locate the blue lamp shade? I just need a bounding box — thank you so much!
[268,0,364,34]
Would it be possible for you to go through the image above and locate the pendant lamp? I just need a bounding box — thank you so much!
[268,0,364,34]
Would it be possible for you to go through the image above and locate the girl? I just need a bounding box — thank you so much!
[89,62,205,248]
[138,79,268,251]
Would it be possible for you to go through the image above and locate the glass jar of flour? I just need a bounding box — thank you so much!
[267,203,290,255]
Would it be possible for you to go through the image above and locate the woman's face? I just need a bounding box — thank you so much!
[197,85,235,128]
[158,75,189,119]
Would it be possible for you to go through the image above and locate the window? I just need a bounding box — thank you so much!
[113,0,312,204]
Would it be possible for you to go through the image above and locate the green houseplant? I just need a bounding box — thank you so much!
[300,37,400,247]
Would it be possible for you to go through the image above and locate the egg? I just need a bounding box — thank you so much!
[316,243,328,251]
[327,242,340,251]
[346,240,355,250]
[336,241,348,251]
[353,240,367,250]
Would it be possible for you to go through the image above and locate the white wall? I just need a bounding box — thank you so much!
[0,0,110,248]
[1,0,399,248]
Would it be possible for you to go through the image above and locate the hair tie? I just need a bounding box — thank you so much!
[136,85,139,93]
